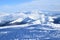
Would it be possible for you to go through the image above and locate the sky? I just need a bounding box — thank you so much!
[0,0,32,5]
[0,0,60,13]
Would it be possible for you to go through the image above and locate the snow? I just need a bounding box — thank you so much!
[14,38,19,40]
[0,31,8,34]
[9,18,24,24]
[51,23,60,29]
[28,11,40,20]
[31,20,41,24]
[0,11,60,29]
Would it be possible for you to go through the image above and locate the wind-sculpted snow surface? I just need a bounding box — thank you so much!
[0,11,60,40]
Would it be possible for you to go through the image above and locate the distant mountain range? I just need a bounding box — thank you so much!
[0,11,60,26]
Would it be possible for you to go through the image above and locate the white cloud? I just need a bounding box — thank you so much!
[0,0,60,12]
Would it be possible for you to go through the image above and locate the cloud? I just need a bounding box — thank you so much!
[0,0,60,13]
[20,0,60,11]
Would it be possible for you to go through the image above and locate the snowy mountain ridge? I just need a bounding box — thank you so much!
[0,11,60,29]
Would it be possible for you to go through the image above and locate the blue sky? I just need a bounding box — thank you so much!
[0,0,32,5]
[0,0,60,13]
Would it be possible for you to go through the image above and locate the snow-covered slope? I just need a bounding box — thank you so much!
[0,11,60,40]
[0,11,60,29]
